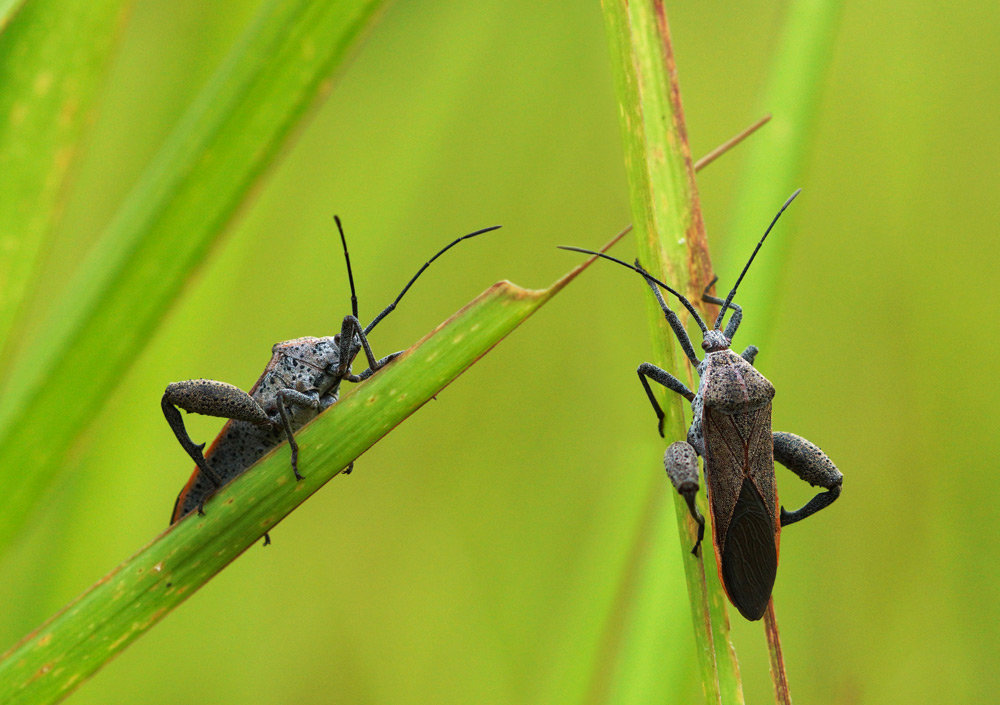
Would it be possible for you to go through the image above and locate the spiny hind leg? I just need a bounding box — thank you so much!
[162,379,273,487]
[773,431,843,526]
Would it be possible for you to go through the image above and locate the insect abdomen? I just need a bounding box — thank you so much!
[703,395,780,622]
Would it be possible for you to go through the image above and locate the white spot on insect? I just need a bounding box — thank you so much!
[152,562,164,573]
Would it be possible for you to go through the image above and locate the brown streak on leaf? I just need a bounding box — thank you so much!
[765,599,792,704]
[655,0,715,317]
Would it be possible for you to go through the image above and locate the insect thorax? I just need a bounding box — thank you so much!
[252,336,345,412]
[699,349,774,415]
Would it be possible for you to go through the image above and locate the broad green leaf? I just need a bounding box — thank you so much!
[0,1,28,33]
[720,0,843,349]
[0,0,130,367]
[0,249,615,705]
[0,0,388,556]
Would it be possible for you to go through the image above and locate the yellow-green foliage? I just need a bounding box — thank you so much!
[0,1,997,704]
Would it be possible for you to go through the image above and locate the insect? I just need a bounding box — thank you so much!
[164,218,500,525]
[560,190,843,620]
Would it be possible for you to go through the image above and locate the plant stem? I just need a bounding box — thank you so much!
[764,600,792,705]
[600,1,744,702]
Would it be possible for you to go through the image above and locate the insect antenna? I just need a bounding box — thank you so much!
[364,225,502,335]
[557,247,708,335]
[334,215,359,320]
[714,188,801,330]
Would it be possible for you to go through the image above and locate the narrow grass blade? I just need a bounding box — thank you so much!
[0,0,27,32]
[764,600,792,705]
[693,115,771,173]
[720,0,843,348]
[601,0,743,702]
[0,0,130,367]
[0,0,388,556]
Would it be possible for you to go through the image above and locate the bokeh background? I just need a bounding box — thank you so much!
[1,0,998,703]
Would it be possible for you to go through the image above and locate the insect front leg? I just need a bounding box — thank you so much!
[336,315,401,382]
[702,278,744,340]
[637,363,695,437]
[772,431,844,526]
[665,442,705,555]
[635,261,700,366]
[163,379,274,489]
[275,389,322,480]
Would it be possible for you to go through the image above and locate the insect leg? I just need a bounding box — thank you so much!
[337,315,401,382]
[665,442,706,555]
[637,363,695,437]
[741,345,759,365]
[275,389,321,480]
[351,354,400,382]
[772,431,843,526]
[702,277,744,339]
[636,264,700,366]
[162,380,272,487]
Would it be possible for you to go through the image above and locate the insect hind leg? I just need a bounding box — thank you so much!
[162,379,273,487]
[772,431,843,526]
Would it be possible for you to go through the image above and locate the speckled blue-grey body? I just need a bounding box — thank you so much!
[162,220,502,528]
[169,335,355,522]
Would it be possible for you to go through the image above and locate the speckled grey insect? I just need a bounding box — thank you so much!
[560,190,843,621]
[164,218,499,525]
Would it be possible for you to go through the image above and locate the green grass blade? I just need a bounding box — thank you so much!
[0,0,130,368]
[601,1,743,702]
[719,0,843,348]
[0,0,27,32]
[0,0,387,556]
[0,257,608,704]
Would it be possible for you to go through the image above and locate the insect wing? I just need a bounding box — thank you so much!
[701,352,779,621]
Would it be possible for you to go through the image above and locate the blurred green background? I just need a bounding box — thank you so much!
[1,0,998,703]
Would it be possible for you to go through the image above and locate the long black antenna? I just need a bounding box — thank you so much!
[715,188,801,330]
[557,247,709,334]
[364,225,502,335]
[334,216,359,320]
